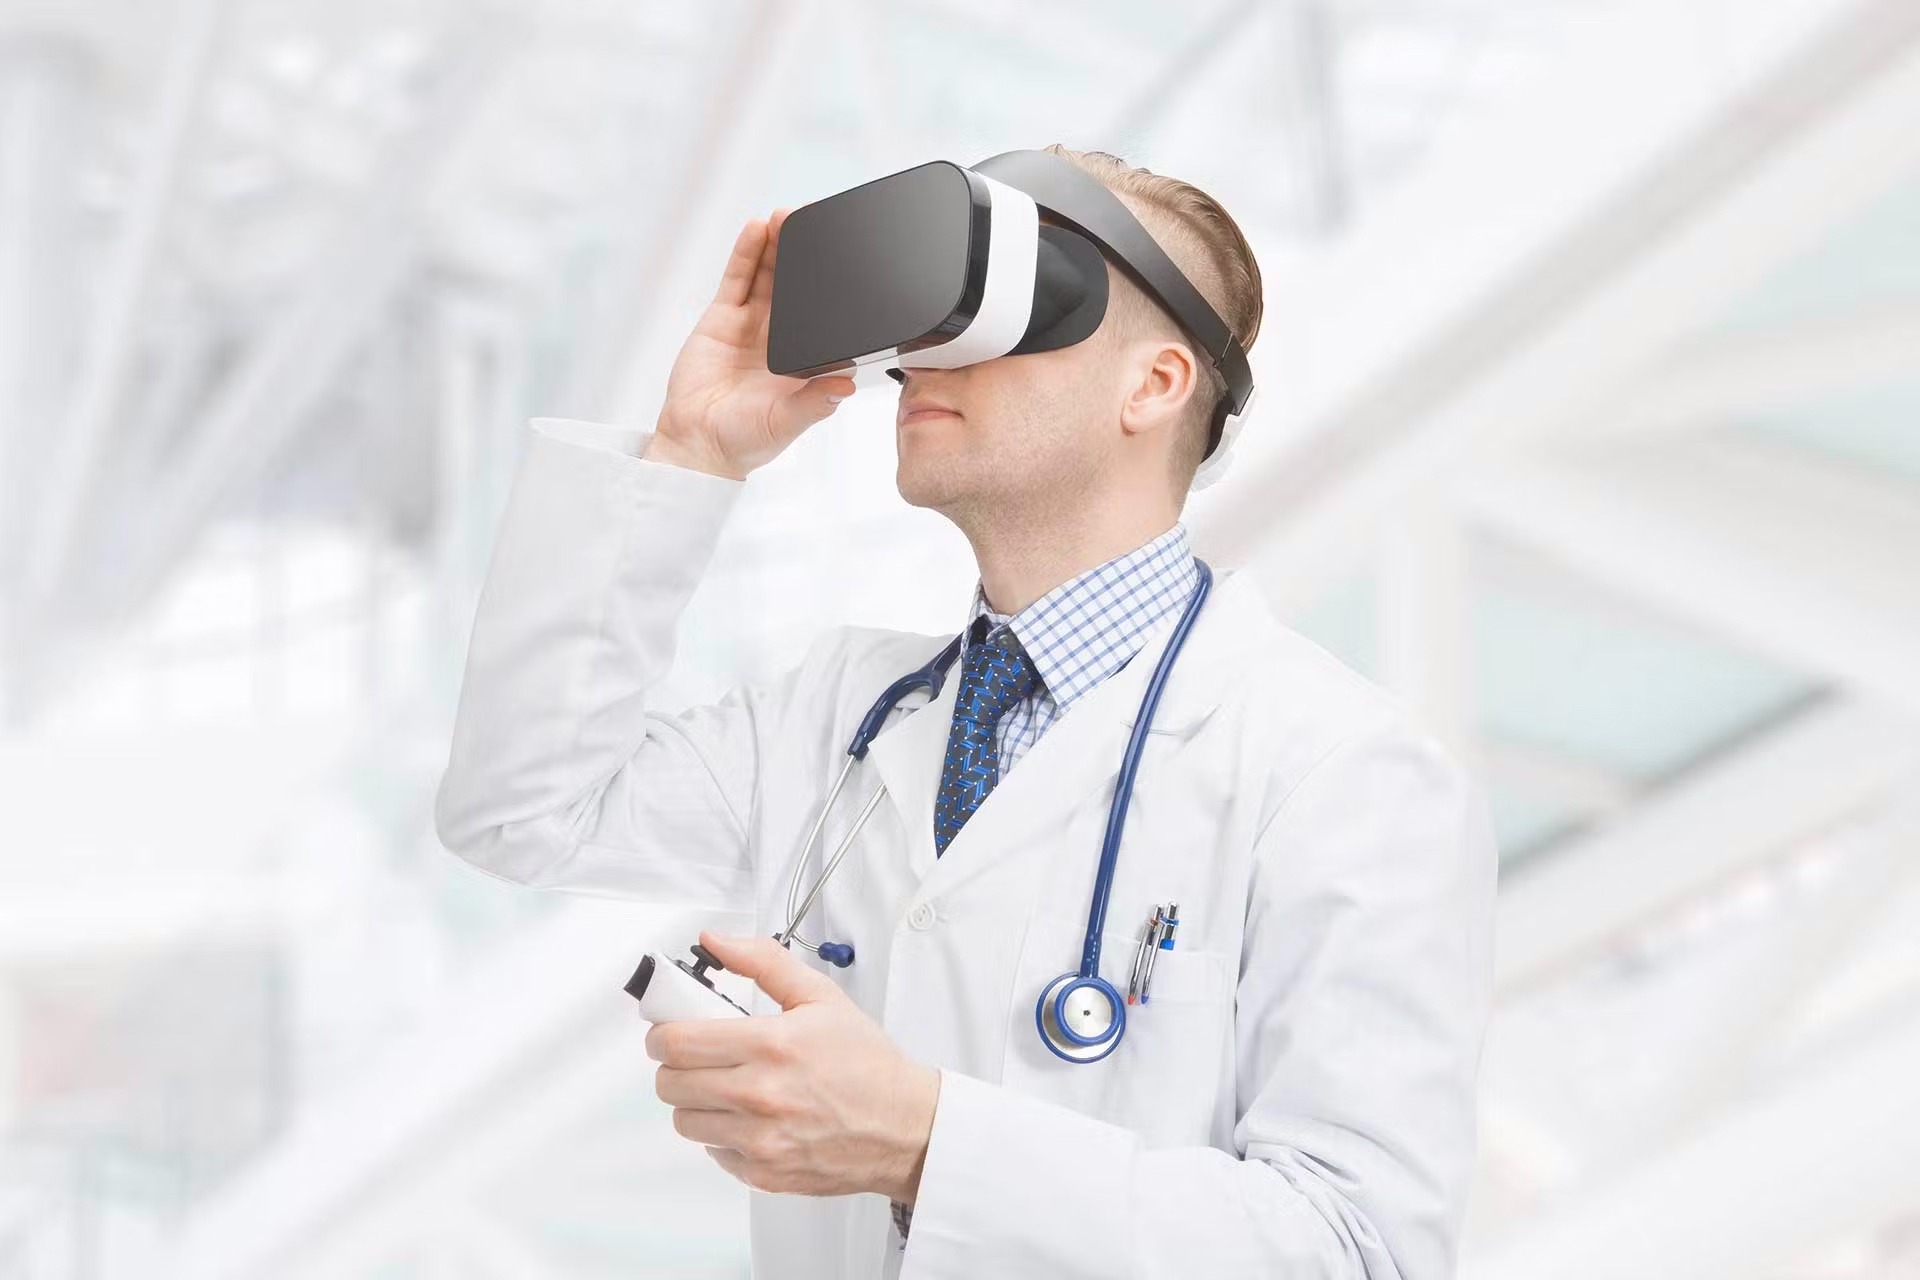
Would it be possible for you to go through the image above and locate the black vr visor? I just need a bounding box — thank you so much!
[767,149,1256,489]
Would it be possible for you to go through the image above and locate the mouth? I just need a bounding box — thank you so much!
[898,398,961,427]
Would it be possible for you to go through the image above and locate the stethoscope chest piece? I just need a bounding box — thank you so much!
[1036,972,1126,1063]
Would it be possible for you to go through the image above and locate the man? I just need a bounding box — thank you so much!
[436,144,1496,1279]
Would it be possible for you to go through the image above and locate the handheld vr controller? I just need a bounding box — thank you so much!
[624,942,750,1023]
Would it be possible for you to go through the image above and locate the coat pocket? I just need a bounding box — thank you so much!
[997,912,1233,1146]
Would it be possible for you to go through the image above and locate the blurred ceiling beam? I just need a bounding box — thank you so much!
[843,0,904,173]
[279,1028,650,1280]
[1597,301,1920,441]
[1493,697,1918,994]
[1464,998,1920,1280]
[1272,0,1348,234]
[33,17,514,683]
[151,898,745,1280]
[1199,0,1920,612]
[25,0,228,607]
[583,0,815,424]
[1105,0,1266,146]
[0,30,90,724]
[1592,800,1920,1174]
[1460,435,1920,716]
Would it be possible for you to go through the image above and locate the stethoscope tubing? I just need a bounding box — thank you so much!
[1076,559,1212,977]
[781,632,966,957]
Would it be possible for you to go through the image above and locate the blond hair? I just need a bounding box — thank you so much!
[1040,144,1263,493]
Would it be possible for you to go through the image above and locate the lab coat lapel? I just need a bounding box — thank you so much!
[894,568,1265,904]
[863,648,960,887]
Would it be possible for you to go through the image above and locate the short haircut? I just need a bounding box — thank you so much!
[1041,144,1264,494]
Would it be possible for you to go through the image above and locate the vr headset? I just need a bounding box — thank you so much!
[767,149,1256,491]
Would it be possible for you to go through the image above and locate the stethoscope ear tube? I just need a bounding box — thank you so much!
[787,632,967,963]
[848,634,964,759]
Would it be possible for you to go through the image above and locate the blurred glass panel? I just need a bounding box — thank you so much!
[1739,381,1920,484]
[1474,581,1817,784]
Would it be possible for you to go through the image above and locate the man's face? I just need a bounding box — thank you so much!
[891,267,1140,519]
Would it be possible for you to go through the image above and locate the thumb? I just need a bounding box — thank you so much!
[700,931,842,1011]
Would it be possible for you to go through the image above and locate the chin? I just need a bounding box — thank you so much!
[895,454,966,513]
[895,465,940,511]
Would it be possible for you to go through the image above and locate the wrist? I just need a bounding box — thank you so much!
[884,1061,941,1205]
[643,423,749,481]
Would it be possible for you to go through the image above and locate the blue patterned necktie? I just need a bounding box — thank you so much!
[933,616,1041,857]
[899,619,1038,1240]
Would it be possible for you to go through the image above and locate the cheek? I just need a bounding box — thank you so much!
[973,357,1096,437]
[1028,366,1108,445]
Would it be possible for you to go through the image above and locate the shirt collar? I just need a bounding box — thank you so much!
[960,522,1199,717]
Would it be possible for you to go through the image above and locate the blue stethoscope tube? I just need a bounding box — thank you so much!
[778,559,1214,1064]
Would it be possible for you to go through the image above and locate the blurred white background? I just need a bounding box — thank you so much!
[2,0,1917,1275]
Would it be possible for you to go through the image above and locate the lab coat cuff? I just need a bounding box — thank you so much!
[521,417,744,539]
[902,1068,1137,1277]
[529,416,747,491]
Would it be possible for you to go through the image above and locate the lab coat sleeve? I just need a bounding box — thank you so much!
[434,416,822,909]
[900,722,1498,1280]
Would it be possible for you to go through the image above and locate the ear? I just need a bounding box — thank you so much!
[1116,336,1199,443]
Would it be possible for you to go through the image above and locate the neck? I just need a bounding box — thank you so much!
[965,496,1179,616]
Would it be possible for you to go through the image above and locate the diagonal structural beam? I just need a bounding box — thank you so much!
[1598,301,1920,441]
[1103,0,1268,147]
[64,15,514,645]
[1494,697,1920,994]
[152,897,750,1280]
[25,0,229,603]
[0,31,90,726]
[1464,999,1920,1280]
[569,0,811,424]
[1200,0,1920,613]
[1459,435,1920,718]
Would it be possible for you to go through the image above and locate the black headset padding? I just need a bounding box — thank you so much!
[1013,225,1109,355]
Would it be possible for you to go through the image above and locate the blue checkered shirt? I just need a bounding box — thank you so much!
[890,519,1199,1245]
[962,520,1199,778]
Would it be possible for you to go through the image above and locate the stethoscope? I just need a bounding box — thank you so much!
[776,559,1213,1064]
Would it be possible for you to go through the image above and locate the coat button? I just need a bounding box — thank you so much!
[908,902,937,931]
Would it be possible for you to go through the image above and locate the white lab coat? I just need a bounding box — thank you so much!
[435,417,1498,1280]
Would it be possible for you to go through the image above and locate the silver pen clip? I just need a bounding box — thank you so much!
[1127,908,1160,1005]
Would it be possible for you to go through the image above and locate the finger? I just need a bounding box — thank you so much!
[648,1016,778,1068]
[714,217,769,308]
[654,1062,754,1108]
[700,931,841,1010]
[672,1105,753,1150]
[747,207,793,309]
[765,206,794,260]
